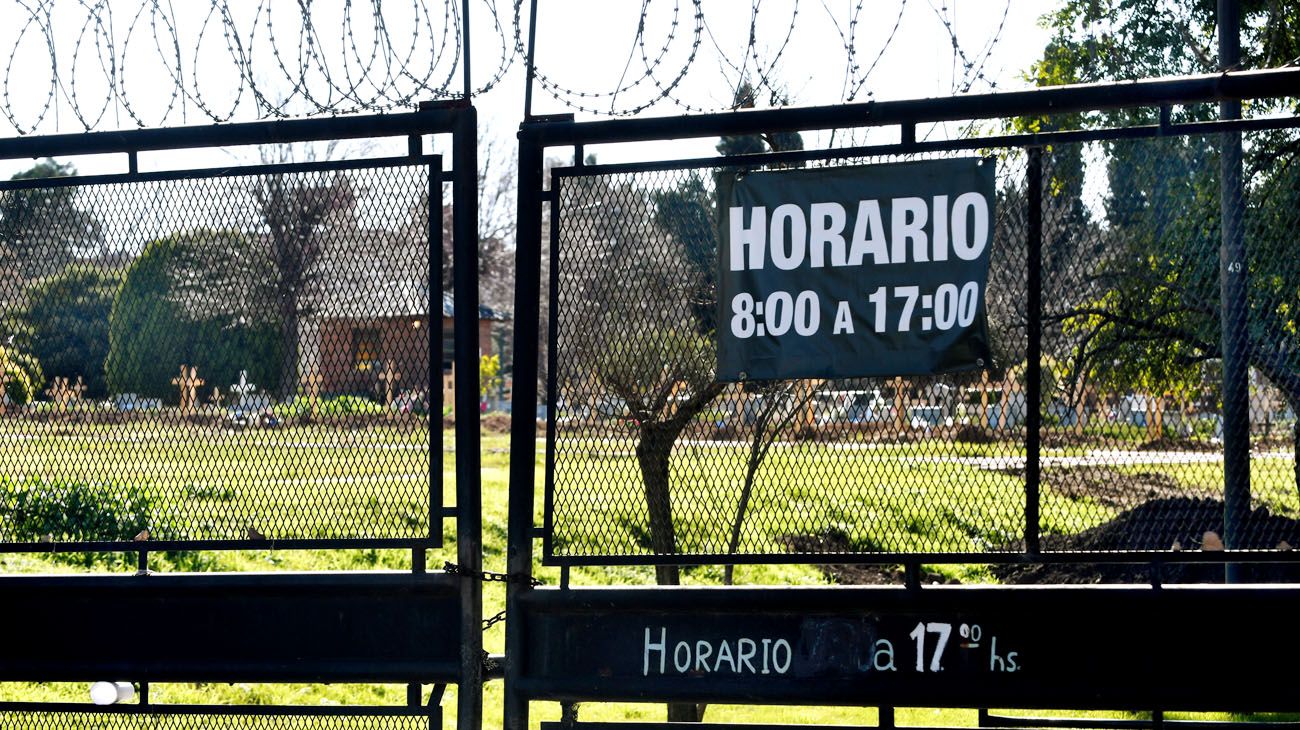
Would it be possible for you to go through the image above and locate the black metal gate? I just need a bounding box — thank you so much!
[505,68,1300,728]
[0,104,484,728]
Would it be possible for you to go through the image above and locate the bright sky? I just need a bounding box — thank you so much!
[0,1,1054,177]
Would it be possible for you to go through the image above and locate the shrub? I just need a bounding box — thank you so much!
[0,345,44,405]
[272,394,389,421]
[106,232,282,401]
[0,477,206,569]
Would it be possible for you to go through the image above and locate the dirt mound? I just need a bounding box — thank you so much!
[995,497,1300,584]
[788,497,1300,586]
[1047,467,1211,511]
[1136,436,1218,453]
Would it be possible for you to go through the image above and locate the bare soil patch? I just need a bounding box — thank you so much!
[1046,465,1214,511]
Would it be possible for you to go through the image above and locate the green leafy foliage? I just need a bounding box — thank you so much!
[0,159,104,290]
[0,477,205,569]
[480,353,502,396]
[8,266,119,398]
[1031,1,1300,493]
[1029,4,1299,403]
[105,231,283,402]
[0,344,43,405]
[272,394,388,421]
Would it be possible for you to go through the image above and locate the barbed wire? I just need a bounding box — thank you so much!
[521,0,1016,118]
[0,0,493,134]
[0,0,1017,134]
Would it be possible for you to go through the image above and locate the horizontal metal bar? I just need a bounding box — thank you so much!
[540,724,881,730]
[0,571,462,683]
[0,569,460,588]
[984,715,1153,730]
[0,155,442,191]
[551,114,1300,179]
[984,715,1300,730]
[0,109,463,160]
[542,725,1296,730]
[0,537,439,554]
[542,550,1300,568]
[517,586,1300,711]
[0,702,436,717]
[521,68,1300,147]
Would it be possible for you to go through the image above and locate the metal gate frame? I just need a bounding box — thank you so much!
[505,67,1300,729]
[0,103,484,729]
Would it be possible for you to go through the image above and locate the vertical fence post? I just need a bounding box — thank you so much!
[452,105,483,730]
[461,0,472,100]
[504,129,545,730]
[1025,147,1043,555]
[1218,0,1250,581]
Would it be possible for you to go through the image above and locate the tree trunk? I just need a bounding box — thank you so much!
[636,423,680,586]
[279,294,299,401]
[636,421,701,722]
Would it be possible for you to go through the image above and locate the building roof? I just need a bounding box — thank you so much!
[441,292,511,321]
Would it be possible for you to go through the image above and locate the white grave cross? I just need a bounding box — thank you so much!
[231,370,258,408]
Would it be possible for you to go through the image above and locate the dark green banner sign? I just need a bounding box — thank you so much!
[717,158,995,381]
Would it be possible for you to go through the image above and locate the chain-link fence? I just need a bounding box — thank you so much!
[543,128,1299,566]
[0,711,434,729]
[0,158,441,547]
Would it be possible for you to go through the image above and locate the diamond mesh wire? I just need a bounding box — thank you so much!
[546,132,1298,561]
[0,713,431,729]
[0,161,438,545]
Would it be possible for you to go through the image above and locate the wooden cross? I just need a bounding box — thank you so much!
[45,377,71,410]
[979,370,991,429]
[303,371,323,401]
[68,376,88,405]
[172,365,204,416]
[378,361,401,408]
[302,371,323,416]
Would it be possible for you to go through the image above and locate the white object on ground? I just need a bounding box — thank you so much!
[89,681,135,705]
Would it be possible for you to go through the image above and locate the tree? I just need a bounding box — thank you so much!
[106,232,282,401]
[563,171,725,588]
[618,83,805,724]
[441,138,517,314]
[578,80,806,589]
[253,172,356,398]
[164,143,375,400]
[651,83,811,590]
[7,267,119,399]
[1031,2,1300,491]
[0,160,104,308]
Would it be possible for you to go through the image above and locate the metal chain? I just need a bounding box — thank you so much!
[443,560,543,587]
[444,561,538,633]
[482,609,507,632]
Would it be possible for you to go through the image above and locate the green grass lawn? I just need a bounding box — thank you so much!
[0,420,432,543]
[0,421,1294,727]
